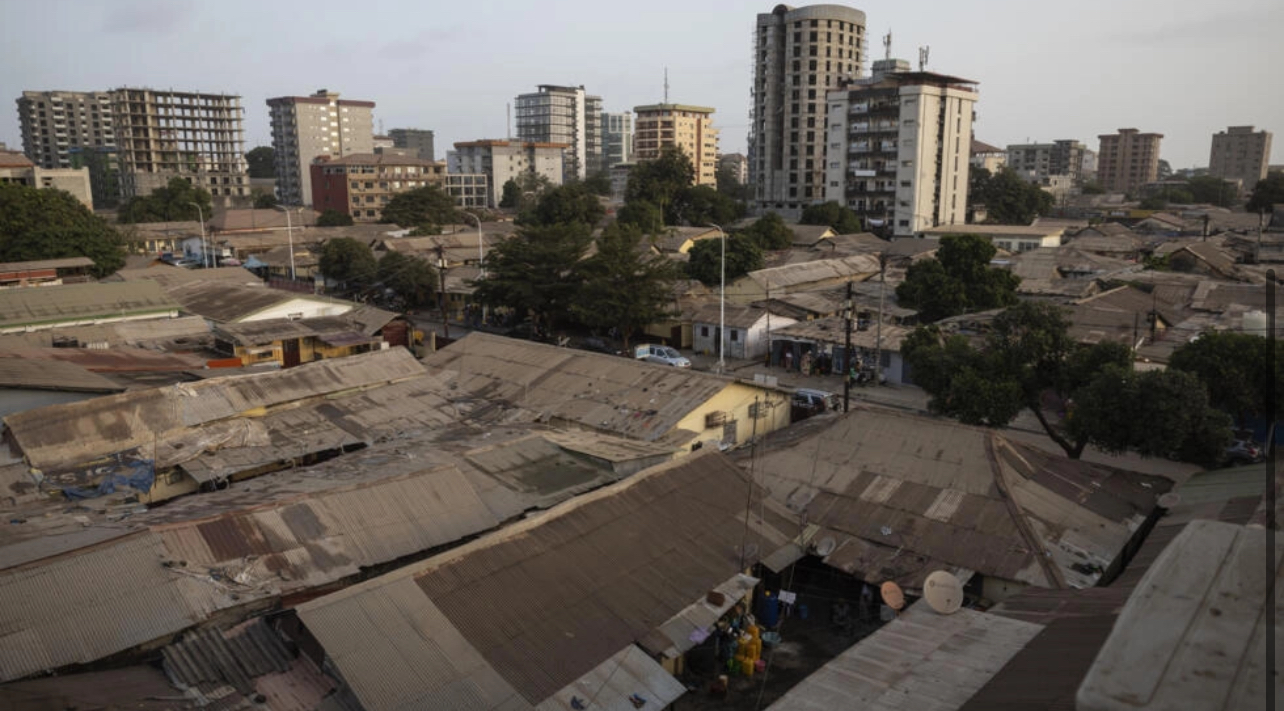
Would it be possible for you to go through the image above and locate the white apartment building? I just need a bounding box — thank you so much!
[750,3,868,216]
[451,140,566,208]
[267,90,375,206]
[601,112,633,169]
[825,60,977,237]
[515,85,602,180]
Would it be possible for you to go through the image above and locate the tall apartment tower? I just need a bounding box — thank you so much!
[633,104,720,186]
[111,87,248,204]
[1097,128,1163,195]
[601,112,633,169]
[388,128,435,161]
[750,3,867,216]
[514,85,602,180]
[1209,126,1272,194]
[16,90,119,206]
[824,60,977,237]
[267,90,375,206]
[1006,139,1086,184]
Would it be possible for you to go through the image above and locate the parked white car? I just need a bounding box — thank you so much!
[634,344,691,368]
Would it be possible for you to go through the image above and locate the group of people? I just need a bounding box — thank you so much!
[778,348,834,376]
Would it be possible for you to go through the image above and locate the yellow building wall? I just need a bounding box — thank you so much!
[673,382,792,452]
[139,468,200,504]
[234,337,377,366]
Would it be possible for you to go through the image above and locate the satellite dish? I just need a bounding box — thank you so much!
[880,581,905,610]
[1158,492,1181,509]
[923,571,963,615]
[815,537,837,557]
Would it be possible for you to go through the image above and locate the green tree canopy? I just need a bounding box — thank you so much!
[1080,180,1106,195]
[116,177,213,224]
[584,171,612,197]
[571,222,679,349]
[626,146,696,220]
[316,209,354,227]
[245,146,275,179]
[715,164,752,202]
[318,237,377,289]
[517,182,605,228]
[377,251,437,308]
[969,167,1055,224]
[739,212,793,250]
[669,184,744,227]
[616,200,665,235]
[1247,172,1284,213]
[686,232,763,287]
[470,221,593,334]
[895,233,1020,322]
[0,182,126,277]
[252,190,278,209]
[380,185,458,229]
[800,201,863,233]
[1184,175,1238,207]
[903,301,1231,463]
[1169,331,1282,425]
[499,178,522,209]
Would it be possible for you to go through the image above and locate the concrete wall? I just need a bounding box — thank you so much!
[674,381,792,452]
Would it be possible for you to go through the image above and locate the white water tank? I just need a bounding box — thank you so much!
[1242,309,1267,335]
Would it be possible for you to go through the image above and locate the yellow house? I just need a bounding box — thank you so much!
[213,315,392,367]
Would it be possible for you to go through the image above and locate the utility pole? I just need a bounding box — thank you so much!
[873,255,886,387]
[843,280,853,412]
[435,244,449,340]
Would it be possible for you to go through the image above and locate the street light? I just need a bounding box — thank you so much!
[188,202,208,268]
[273,205,298,281]
[708,223,726,374]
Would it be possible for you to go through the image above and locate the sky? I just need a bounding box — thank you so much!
[1,0,1281,170]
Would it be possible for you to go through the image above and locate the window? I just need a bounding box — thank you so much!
[701,326,709,337]
[730,330,739,342]
[899,219,909,226]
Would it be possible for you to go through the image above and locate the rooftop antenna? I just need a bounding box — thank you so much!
[664,67,669,104]
[378,118,384,135]
[883,30,892,60]
[918,45,930,71]
[506,102,511,140]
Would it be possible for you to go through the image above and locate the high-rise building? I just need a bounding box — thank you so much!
[111,87,248,204]
[514,85,602,180]
[719,153,749,185]
[388,128,436,161]
[1006,139,1086,184]
[16,91,115,169]
[601,112,632,169]
[1097,128,1163,195]
[633,104,720,186]
[267,90,375,206]
[750,3,867,215]
[1209,126,1272,194]
[824,60,977,237]
[451,140,566,208]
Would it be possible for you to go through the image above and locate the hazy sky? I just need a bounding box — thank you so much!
[2,0,1281,170]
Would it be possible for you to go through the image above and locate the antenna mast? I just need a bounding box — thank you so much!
[883,30,892,60]
[918,46,930,71]
[506,102,511,140]
[664,67,669,104]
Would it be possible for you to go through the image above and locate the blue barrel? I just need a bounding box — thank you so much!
[798,603,809,620]
[758,591,781,628]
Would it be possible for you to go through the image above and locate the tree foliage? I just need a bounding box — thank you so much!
[252,190,278,209]
[739,212,794,250]
[571,222,679,348]
[377,251,437,308]
[969,167,1055,224]
[471,222,593,333]
[0,182,126,277]
[245,146,275,179]
[1184,175,1237,207]
[584,171,612,197]
[626,146,695,221]
[318,237,377,288]
[517,182,604,228]
[116,177,213,224]
[316,209,353,227]
[895,234,1019,322]
[1169,331,1282,424]
[1080,180,1106,195]
[686,232,762,287]
[499,179,522,209]
[1247,172,1284,214]
[903,301,1231,463]
[380,185,458,229]
[617,200,665,235]
[800,201,863,233]
[669,184,744,227]
[716,164,752,202]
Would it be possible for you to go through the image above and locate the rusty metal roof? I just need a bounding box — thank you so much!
[0,281,178,330]
[753,408,1166,590]
[0,257,95,272]
[746,254,881,291]
[298,451,790,708]
[0,352,124,392]
[773,316,910,352]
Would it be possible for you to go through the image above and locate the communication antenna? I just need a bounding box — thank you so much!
[506,102,511,140]
[923,570,963,614]
[378,118,384,135]
[883,30,892,60]
[664,67,669,104]
[918,45,930,71]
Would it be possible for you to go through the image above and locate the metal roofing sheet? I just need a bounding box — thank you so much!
[534,645,687,711]
[0,257,95,272]
[0,281,178,329]
[0,353,123,392]
[765,604,1043,711]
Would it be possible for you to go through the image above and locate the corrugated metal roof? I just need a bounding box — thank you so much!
[162,618,293,694]
[165,281,335,323]
[0,353,124,392]
[0,281,179,330]
[0,345,205,373]
[534,645,687,711]
[0,257,95,272]
[773,316,910,351]
[747,254,881,291]
[114,266,262,290]
[765,604,1043,711]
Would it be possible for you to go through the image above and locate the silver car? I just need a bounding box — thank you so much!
[634,344,691,368]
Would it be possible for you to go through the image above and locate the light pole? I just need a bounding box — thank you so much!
[708,223,726,374]
[434,244,449,339]
[459,210,484,276]
[188,202,208,268]
[273,205,297,281]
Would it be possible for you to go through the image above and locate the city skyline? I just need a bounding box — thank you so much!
[1,0,1281,172]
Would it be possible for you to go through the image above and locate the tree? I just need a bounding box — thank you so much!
[1169,331,1281,425]
[116,177,213,224]
[245,146,275,179]
[518,182,605,228]
[739,212,793,250]
[669,184,744,227]
[584,171,612,197]
[716,165,752,202]
[800,201,863,233]
[896,233,1019,322]
[252,190,278,209]
[1247,172,1284,213]
[0,182,126,277]
[686,232,763,286]
[1081,180,1106,195]
[317,209,354,227]
[381,185,458,229]
[617,200,665,235]
[969,167,1055,224]
[626,146,696,222]
[471,222,593,334]
[1185,175,1237,207]
[571,222,679,349]
[903,301,1231,463]
[377,251,437,308]
[499,179,522,209]
[318,237,377,289]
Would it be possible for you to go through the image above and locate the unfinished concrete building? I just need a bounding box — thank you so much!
[111,87,249,205]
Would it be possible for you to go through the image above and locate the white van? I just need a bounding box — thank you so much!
[634,344,692,368]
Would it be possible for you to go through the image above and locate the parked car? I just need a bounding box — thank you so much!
[1224,439,1265,466]
[791,388,840,421]
[577,337,620,355]
[634,344,691,368]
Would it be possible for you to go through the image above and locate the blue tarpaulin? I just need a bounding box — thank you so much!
[61,450,155,500]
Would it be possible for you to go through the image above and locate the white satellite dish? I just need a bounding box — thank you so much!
[814,537,837,557]
[1158,492,1181,509]
[923,570,963,615]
